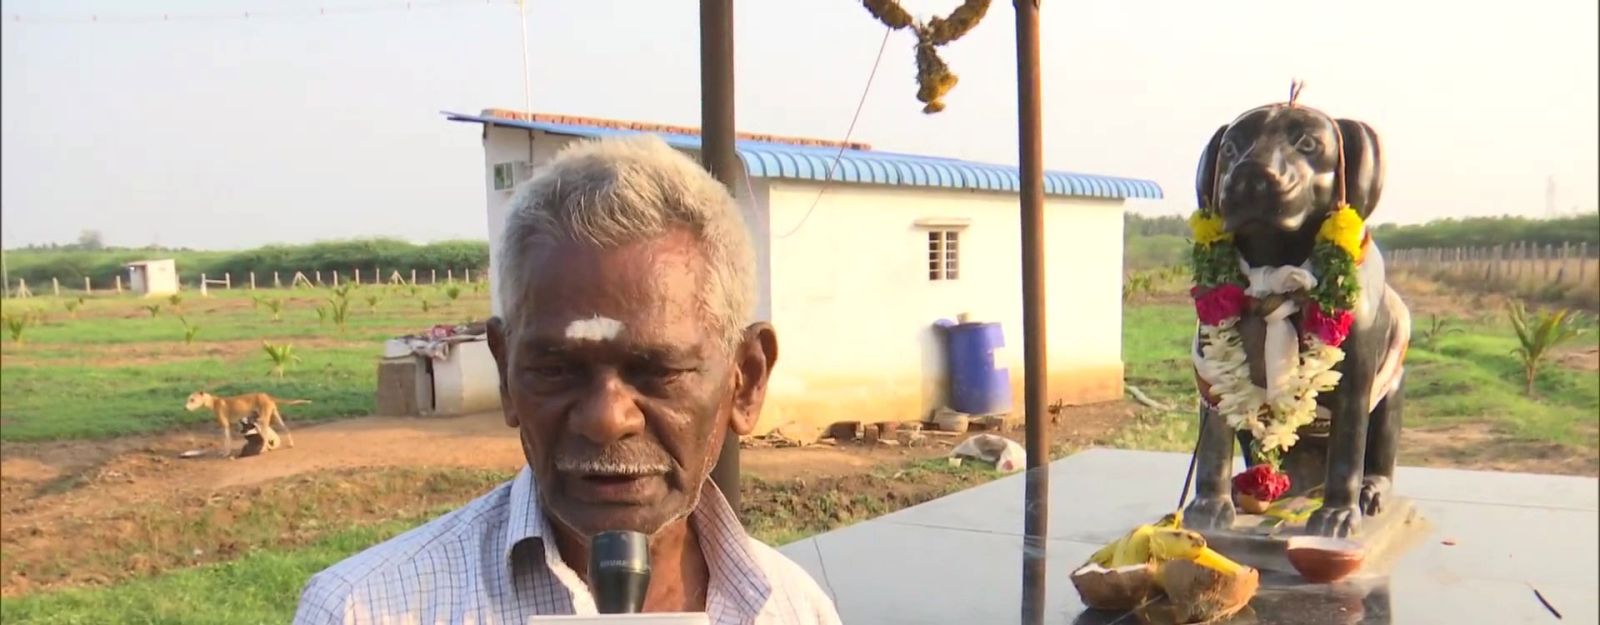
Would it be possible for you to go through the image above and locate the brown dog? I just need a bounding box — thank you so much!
[184,391,305,457]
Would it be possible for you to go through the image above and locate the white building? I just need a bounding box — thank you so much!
[445,110,1163,436]
[123,259,180,297]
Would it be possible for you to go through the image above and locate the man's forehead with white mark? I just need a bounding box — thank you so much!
[564,315,625,342]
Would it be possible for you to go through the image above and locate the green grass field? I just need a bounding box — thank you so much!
[0,518,421,625]
[1116,301,1599,454]
[0,284,491,441]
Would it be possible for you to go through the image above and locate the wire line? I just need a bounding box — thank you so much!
[773,25,892,240]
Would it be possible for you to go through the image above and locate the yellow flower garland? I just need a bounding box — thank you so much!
[1188,210,1231,245]
[1318,205,1365,261]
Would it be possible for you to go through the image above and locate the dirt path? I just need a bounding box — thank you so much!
[0,411,930,520]
[0,404,1132,596]
[0,404,1128,525]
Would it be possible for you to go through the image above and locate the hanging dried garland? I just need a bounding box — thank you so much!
[862,0,992,114]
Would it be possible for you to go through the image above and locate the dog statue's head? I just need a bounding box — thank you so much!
[183,391,213,411]
[1196,103,1384,238]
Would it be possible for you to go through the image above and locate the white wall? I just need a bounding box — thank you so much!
[431,340,501,415]
[482,126,564,317]
[760,181,1125,432]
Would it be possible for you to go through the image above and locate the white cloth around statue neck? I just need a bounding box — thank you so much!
[1236,257,1320,402]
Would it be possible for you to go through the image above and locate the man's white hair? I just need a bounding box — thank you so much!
[497,134,756,349]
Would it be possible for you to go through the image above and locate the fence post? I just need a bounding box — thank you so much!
[274,272,282,288]
[250,272,257,290]
[447,269,455,284]
[200,274,208,297]
[315,271,323,286]
[85,276,92,294]
[431,269,437,284]
[115,275,123,294]
[374,267,380,285]
[333,271,340,287]
[355,268,362,285]
[411,269,417,285]
[464,268,471,283]
[52,277,60,296]
[1543,243,1553,281]
[1581,242,1590,283]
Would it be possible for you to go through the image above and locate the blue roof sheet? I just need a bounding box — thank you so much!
[443,111,1163,201]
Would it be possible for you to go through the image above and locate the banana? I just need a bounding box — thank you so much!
[1149,528,1244,576]
[1086,537,1122,567]
[1188,547,1246,577]
[1109,524,1156,567]
[1082,511,1188,569]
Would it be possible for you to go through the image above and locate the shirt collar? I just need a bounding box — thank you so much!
[501,466,773,620]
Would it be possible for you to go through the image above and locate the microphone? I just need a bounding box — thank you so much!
[588,530,651,614]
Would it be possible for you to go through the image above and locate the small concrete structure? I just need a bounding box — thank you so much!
[780,449,1598,624]
[123,259,179,297]
[429,341,500,415]
[376,337,499,417]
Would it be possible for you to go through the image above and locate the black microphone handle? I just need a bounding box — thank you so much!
[589,530,651,614]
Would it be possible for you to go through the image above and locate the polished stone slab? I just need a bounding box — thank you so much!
[779,448,1598,624]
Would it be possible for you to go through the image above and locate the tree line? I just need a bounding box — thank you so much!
[4,238,490,287]
[1122,211,1599,270]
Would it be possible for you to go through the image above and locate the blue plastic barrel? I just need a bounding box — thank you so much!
[945,321,1013,415]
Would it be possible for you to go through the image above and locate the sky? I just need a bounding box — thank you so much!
[2,0,1596,250]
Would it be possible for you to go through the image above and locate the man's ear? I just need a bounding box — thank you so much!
[729,322,778,436]
[486,316,519,428]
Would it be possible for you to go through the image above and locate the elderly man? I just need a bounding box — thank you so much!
[293,135,840,624]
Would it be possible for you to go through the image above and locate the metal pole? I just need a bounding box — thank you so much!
[700,0,740,512]
[1014,1,1049,623]
[518,0,532,112]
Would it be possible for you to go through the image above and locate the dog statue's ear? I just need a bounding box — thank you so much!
[1195,125,1230,208]
[1337,119,1384,219]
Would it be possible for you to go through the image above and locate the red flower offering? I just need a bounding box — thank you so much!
[1232,465,1291,503]
[1304,304,1354,347]
[1192,284,1248,326]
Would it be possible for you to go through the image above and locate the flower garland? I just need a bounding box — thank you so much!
[1189,204,1367,501]
[860,0,991,114]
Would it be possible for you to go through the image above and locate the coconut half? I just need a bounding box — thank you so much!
[1135,559,1259,624]
[1070,562,1158,611]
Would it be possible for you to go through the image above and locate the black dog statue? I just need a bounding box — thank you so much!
[1183,91,1411,538]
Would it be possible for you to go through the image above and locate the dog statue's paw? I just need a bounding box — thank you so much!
[1360,476,1391,516]
[1182,495,1236,531]
[1307,504,1361,537]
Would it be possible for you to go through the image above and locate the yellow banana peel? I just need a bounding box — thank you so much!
[1262,496,1323,526]
[1085,511,1184,568]
[1190,546,1246,577]
[1148,528,1207,561]
[1110,525,1156,567]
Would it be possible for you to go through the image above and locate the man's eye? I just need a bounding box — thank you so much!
[629,365,694,384]
[1295,134,1319,153]
[526,364,573,379]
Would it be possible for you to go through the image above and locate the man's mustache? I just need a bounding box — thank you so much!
[554,439,673,476]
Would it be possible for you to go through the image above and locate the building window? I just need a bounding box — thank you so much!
[928,230,960,280]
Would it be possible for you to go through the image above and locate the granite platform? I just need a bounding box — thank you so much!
[778,449,1598,624]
